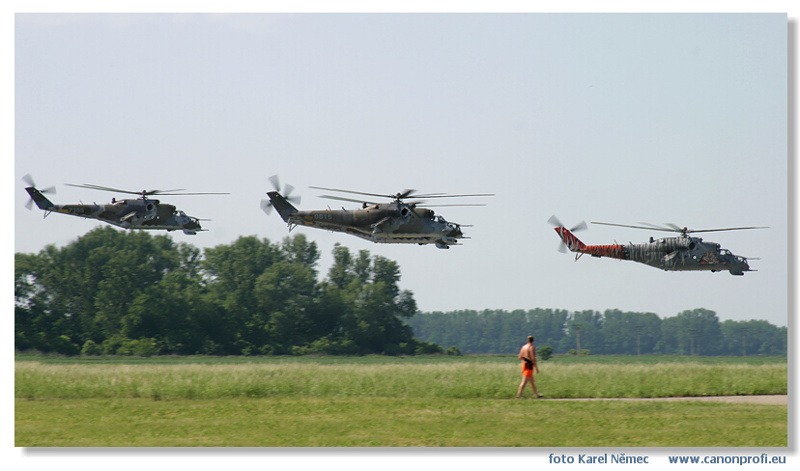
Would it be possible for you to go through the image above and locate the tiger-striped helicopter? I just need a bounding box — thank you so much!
[262,176,493,249]
[549,216,767,275]
[22,174,227,235]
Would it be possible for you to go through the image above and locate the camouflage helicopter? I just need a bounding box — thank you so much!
[262,175,493,249]
[22,174,227,235]
[548,216,766,275]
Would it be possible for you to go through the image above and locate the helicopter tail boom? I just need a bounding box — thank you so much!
[554,226,628,260]
[554,227,587,253]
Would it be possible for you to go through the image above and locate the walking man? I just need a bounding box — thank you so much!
[516,335,541,398]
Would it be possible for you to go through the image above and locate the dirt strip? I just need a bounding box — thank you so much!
[548,395,787,405]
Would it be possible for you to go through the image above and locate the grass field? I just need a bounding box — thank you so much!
[14,354,788,447]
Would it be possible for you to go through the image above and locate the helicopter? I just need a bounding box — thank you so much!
[548,216,767,275]
[262,175,493,249]
[22,174,228,235]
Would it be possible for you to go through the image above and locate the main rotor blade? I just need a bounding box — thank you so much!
[663,223,684,232]
[66,183,144,195]
[146,188,186,194]
[594,221,768,234]
[142,189,186,195]
[412,193,495,199]
[66,183,226,196]
[592,221,677,232]
[683,226,769,234]
[635,222,672,231]
[319,194,380,205]
[312,185,493,201]
[148,191,229,196]
[310,186,394,200]
[417,203,487,207]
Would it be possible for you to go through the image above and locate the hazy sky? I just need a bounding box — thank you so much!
[3,4,797,469]
[12,12,788,327]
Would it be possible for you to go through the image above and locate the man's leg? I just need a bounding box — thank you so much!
[516,378,527,398]
[530,378,540,398]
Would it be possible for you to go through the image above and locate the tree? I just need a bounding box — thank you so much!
[601,310,662,355]
[560,310,603,353]
[720,319,787,356]
[657,309,723,355]
[15,227,182,353]
[322,247,419,354]
[15,230,435,356]
[255,260,320,354]
[328,243,355,289]
[202,236,282,354]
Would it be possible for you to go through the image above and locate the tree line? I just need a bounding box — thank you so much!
[406,308,787,356]
[15,227,437,356]
[15,227,786,358]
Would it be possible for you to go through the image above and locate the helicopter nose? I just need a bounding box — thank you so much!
[740,257,750,269]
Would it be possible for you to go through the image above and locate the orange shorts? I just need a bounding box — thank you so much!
[521,363,533,378]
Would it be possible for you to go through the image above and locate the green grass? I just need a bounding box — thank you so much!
[14,352,788,365]
[14,354,788,447]
[16,356,786,400]
[16,397,786,447]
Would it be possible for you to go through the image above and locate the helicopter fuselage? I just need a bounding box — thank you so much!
[555,226,753,275]
[618,236,750,275]
[25,187,203,234]
[267,191,464,248]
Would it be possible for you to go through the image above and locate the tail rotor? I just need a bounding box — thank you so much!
[548,215,587,252]
[261,175,302,215]
[22,174,56,210]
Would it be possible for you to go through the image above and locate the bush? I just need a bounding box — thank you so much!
[303,338,359,355]
[51,335,80,356]
[15,331,32,351]
[116,338,160,357]
[412,340,444,355]
[101,335,126,355]
[445,346,462,356]
[81,340,102,356]
[537,345,553,360]
[201,340,224,355]
[567,348,591,356]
